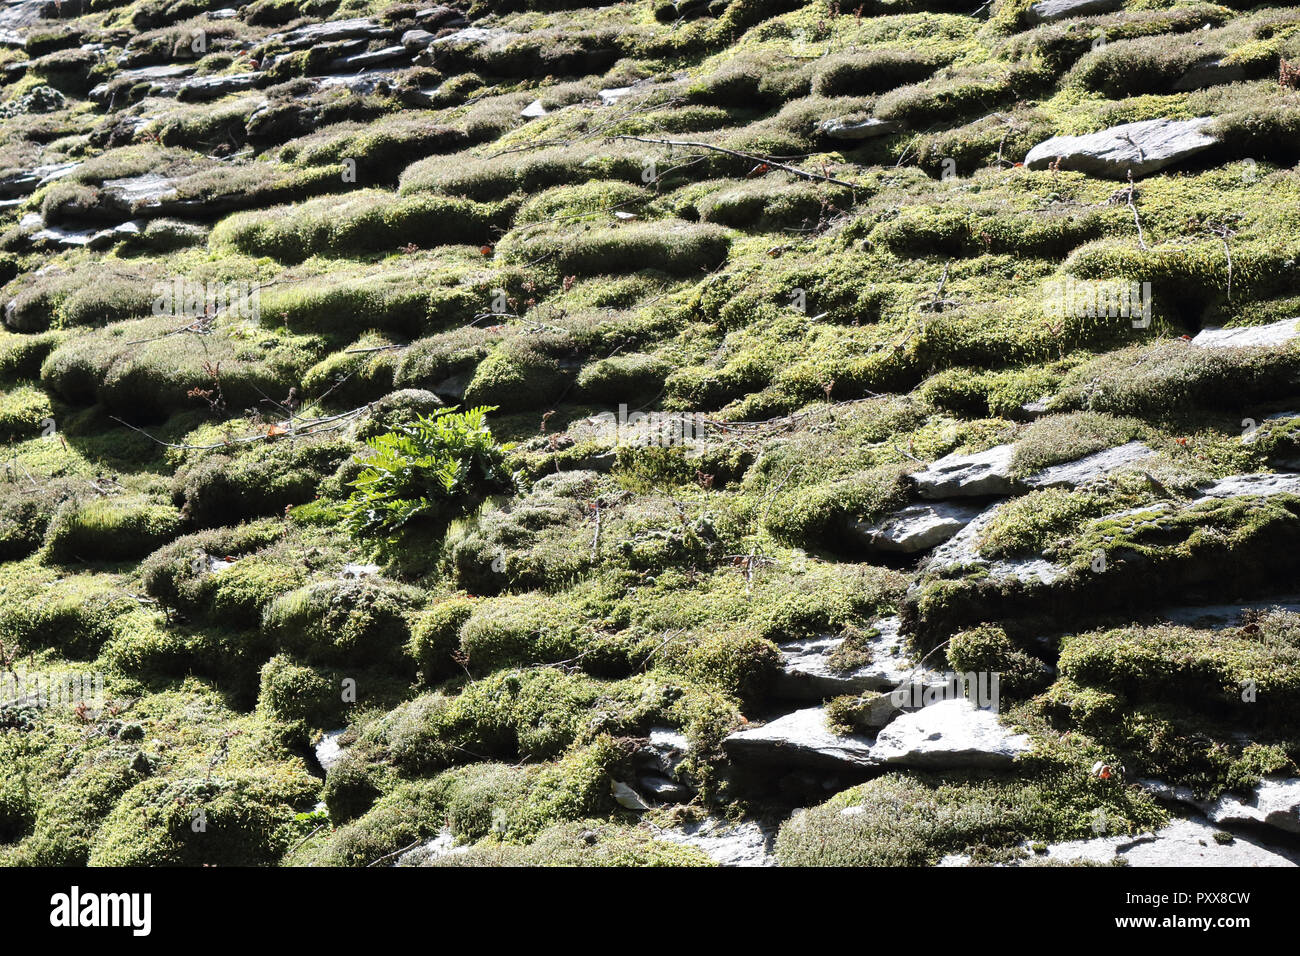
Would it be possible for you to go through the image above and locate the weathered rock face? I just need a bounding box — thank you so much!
[0,160,79,198]
[331,45,409,72]
[1198,472,1300,499]
[0,0,44,46]
[651,818,776,867]
[1023,0,1123,25]
[1024,117,1218,178]
[1158,595,1300,628]
[89,64,195,104]
[911,440,1161,583]
[1022,441,1154,490]
[914,438,1156,511]
[634,727,693,801]
[402,29,436,50]
[177,73,260,102]
[316,71,402,96]
[1191,317,1300,348]
[723,707,876,772]
[849,501,985,553]
[848,686,935,729]
[269,17,391,49]
[428,26,517,57]
[339,563,380,580]
[943,817,1300,866]
[913,445,1018,499]
[29,224,108,249]
[923,501,1065,584]
[819,117,901,140]
[599,86,632,105]
[638,773,691,802]
[869,699,1032,769]
[1173,56,1248,92]
[774,616,926,700]
[1205,779,1300,835]
[415,5,469,29]
[1144,777,1300,837]
[101,173,179,211]
[399,828,469,866]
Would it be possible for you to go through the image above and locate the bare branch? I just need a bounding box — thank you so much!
[610,134,863,190]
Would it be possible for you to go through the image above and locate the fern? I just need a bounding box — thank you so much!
[343,406,508,538]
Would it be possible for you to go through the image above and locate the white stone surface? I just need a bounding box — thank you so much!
[1025,117,1217,179]
[775,616,928,699]
[1023,441,1154,490]
[723,707,876,771]
[1025,0,1123,25]
[914,444,1018,499]
[850,501,985,553]
[1192,317,1299,348]
[870,698,1032,769]
[651,818,775,867]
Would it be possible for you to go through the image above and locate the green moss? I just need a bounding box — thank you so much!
[655,630,779,704]
[210,189,505,263]
[0,478,77,561]
[764,463,911,547]
[258,254,489,339]
[257,653,349,731]
[1054,342,1300,416]
[393,327,495,392]
[447,472,596,594]
[301,336,400,408]
[463,341,571,410]
[812,47,950,96]
[139,521,297,624]
[776,751,1166,866]
[0,386,51,443]
[311,777,446,863]
[975,487,1117,558]
[1010,411,1144,475]
[919,362,1069,419]
[422,820,715,866]
[263,578,423,671]
[457,592,629,674]
[41,316,322,419]
[875,61,1048,126]
[4,268,161,333]
[0,570,136,657]
[947,624,1049,700]
[1058,615,1300,721]
[5,0,1300,872]
[695,176,853,231]
[88,768,318,866]
[827,623,878,672]
[871,202,1113,260]
[516,180,650,225]
[172,436,353,527]
[407,599,475,684]
[576,351,671,402]
[1033,675,1298,799]
[497,219,731,279]
[0,774,36,843]
[0,331,64,382]
[313,734,632,865]
[99,609,248,684]
[281,115,467,180]
[44,496,183,564]
[5,755,141,866]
